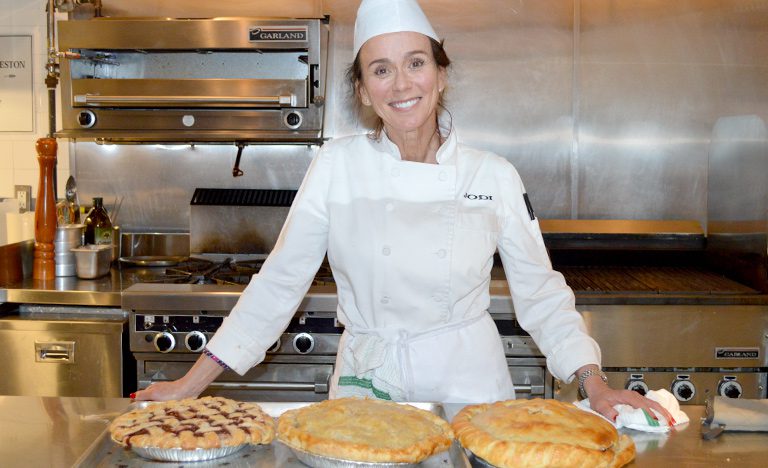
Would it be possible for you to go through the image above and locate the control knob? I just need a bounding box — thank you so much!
[718,380,742,399]
[671,379,696,402]
[626,380,649,396]
[184,331,207,352]
[153,331,176,353]
[292,333,315,354]
[77,110,96,128]
[284,111,302,129]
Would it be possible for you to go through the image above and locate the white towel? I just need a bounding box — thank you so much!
[575,389,689,433]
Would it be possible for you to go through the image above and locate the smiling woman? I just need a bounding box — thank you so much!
[133,0,672,426]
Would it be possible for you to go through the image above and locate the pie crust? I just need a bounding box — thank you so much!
[277,397,454,463]
[109,396,275,450]
[451,399,635,468]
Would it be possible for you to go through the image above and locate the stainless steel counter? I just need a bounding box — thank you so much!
[0,396,765,467]
[0,268,125,306]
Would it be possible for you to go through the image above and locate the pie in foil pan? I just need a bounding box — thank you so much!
[131,443,248,462]
[288,444,419,468]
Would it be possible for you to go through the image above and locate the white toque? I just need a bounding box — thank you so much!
[353,0,439,57]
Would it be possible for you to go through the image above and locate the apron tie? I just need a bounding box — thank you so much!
[338,314,485,400]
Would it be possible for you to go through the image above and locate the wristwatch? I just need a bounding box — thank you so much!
[578,368,608,399]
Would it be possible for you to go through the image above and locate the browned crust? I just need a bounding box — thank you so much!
[277,397,454,463]
[109,396,275,450]
[451,399,635,468]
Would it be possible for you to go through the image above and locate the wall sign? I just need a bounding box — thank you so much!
[0,35,34,132]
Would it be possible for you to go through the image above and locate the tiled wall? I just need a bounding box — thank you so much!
[0,0,70,201]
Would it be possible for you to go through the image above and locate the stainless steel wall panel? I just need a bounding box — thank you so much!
[66,0,768,229]
[72,143,315,231]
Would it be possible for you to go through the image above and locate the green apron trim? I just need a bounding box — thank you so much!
[338,376,392,400]
[642,409,660,427]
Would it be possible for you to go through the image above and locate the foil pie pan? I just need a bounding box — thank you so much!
[465,449,497,468]
[288,444,419,468]
[131,443,248,462]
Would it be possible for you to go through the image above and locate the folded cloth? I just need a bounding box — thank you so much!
[575,389,689,433]
[712,397,768,431]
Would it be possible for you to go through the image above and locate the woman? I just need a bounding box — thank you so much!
[135,0,672,424]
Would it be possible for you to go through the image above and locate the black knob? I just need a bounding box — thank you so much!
[285,112,302,128]
[77,110,96,128]
[185,331,207,352]
[677,384,693,400]
[154,332,176,353]
[293,333,314,354]
[719,381,743,399]
[628,383,647,396]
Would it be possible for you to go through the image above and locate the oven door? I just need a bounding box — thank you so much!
[136,354,333,402]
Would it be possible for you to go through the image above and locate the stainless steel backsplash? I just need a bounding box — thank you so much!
[69,1,768,237]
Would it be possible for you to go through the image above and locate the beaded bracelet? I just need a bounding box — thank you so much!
[202,347,231,371]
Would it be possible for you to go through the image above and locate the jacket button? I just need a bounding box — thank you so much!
[382,246,391,256]
[436,249,446,258]
[380,296,390,304]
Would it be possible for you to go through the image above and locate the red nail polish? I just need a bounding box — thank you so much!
[129,392,136,400]
[671,417,677,425]
[612,414,617,422]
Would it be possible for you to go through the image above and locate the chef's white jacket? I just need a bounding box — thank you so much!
[207,125,601,403]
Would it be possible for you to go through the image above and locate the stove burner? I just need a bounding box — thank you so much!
[128,257,335,286]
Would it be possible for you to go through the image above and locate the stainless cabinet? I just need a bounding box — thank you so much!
[0,314,129,397]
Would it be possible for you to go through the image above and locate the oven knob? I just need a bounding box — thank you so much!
[284,111,302,129]
[184,331,207,352]
[671,380,696,402]
[153,331,176,353]
[293,333,315,354]
[718,380,743,399]
[626,380,649,396]
[77,110,96,128]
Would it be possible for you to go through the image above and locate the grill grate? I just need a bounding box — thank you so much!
[559,266,758,295]
[190,188,297,207]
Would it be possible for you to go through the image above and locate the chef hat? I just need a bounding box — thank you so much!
[353,0,439,57]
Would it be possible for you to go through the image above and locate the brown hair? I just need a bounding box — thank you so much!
[346,37,451,138]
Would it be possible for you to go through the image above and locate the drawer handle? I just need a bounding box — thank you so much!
[35,341,75,363]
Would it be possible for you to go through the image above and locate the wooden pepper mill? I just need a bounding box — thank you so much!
[33,137,58,281]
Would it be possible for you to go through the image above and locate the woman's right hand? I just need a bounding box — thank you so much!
[130,353,226,401]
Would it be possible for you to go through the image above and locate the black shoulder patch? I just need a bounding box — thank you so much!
[523,193,536,220]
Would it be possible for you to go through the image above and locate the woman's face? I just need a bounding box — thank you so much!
[357,31,446,134]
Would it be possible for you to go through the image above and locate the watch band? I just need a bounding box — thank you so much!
[578,368,608,398]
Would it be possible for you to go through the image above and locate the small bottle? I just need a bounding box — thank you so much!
[83,197,113,246]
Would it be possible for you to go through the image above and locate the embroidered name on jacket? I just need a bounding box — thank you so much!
[463,193,493,201]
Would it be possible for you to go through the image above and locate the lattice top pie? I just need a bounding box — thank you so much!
[109,396,275,450]
[277,397,454,463]
[451,399,635,468]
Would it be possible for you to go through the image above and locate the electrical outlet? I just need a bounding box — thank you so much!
[15,185,32,212]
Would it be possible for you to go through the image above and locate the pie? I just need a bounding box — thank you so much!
[451,399,635,468]
[109,396,275,450]
[277,397,454,463]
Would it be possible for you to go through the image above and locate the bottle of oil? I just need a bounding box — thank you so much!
[83,197,112,246]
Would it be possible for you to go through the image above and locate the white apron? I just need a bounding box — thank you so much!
[330,312,514,403]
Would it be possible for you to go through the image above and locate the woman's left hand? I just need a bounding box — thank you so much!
[587,383,676,426]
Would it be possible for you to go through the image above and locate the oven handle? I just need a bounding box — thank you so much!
[207,381,328,393]
[141,372,330,394]
[74,94,297,107]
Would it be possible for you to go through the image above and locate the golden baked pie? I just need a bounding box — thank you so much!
[451,399,635,468]
[110,396,275,450]
[277,397,454,463]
